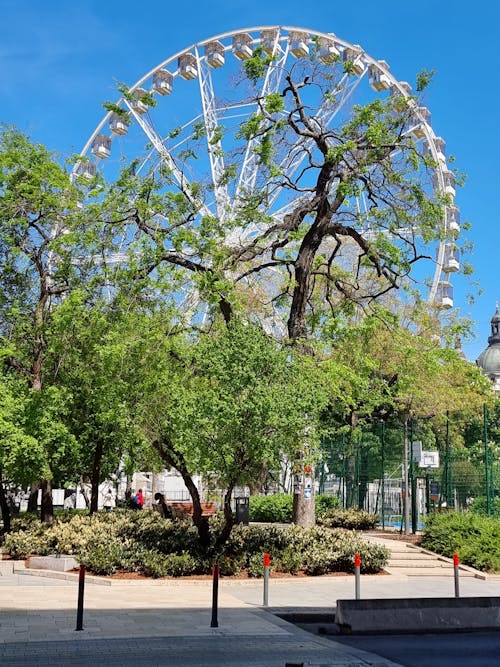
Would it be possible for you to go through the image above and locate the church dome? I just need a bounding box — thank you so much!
[477,345,500,374]
[477,303,500,390]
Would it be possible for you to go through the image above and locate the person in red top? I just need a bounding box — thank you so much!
[134,489,144,509]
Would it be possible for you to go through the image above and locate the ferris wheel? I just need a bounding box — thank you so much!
[74,26,460,325]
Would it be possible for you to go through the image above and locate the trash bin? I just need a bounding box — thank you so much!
[235,497,249,525]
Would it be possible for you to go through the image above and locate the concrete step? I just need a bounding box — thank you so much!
[388,560,450,569]
[384,566,476,577]
[388,552,437,560]
[365,536,485,579]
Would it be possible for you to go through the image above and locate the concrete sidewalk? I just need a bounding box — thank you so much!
[2,531,500,666]
[1,568,499,667]
[0,572,404,666]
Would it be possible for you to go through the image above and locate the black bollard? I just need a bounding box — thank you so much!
[211,563,219,628]
[75,563,86,631]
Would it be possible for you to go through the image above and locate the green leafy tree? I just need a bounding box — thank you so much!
[0,373,48,531]
[0,127,87,521]
[131,319,330,552]
[86,55,459,526]
[45,291,162,513]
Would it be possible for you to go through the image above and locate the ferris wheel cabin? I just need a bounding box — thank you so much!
[342,45,365,74]
[232,33,253,60]
[436,281,454,309]
[368,61,391,91]
[153,69,173,95]
[109,113,129,136]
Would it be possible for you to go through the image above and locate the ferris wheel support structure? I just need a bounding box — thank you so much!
[74,26,460,315]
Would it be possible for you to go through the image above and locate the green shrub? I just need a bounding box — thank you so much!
[315,494,340,517]
[249,493,340,523]
[317,508,378,531]
[3,508,389,577]
[247,552,267,577]
[249,494,293,523]
[470,497,500,517]
[4,523,54,559]
[136,551,197,578]
[78,539,126,575]
[219,554,246,576]
[274,547,302,575]
[422,511,500,572]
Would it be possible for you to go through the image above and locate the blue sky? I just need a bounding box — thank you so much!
[1,0,498,359]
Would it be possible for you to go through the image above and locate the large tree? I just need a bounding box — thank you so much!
[44,292,150,513]
[84,50,456,524]
[0,126,85,521]
[127,318,331,551]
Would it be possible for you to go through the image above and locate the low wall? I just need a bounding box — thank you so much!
[335,597,500,634]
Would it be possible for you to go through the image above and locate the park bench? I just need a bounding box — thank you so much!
[169,501,218,519]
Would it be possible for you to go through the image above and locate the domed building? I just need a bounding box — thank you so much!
[476,304,500,392]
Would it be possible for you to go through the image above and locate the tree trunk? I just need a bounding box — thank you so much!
[27,481,40,513]
[152,440,211,549]
[287,230,323,341]
[288,221,328,526]
[292,449,316,527]
[292,485,315,527]
[40,479,54,524]
[79,476,91,508]
[0,473,12,534]
[90,441,103,514]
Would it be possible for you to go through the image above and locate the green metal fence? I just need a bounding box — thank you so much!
[320,405,500,529]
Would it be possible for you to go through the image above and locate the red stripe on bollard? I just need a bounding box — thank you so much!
[453,553,460,598]
[354,553,361,568]
[263,553,270,567]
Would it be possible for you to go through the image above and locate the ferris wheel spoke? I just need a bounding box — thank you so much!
[79,26,454,315]
[124,101,213,219]
[234,30,289,209]
[196,48,230,222]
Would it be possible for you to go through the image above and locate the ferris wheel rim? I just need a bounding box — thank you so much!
[75,25,456,309]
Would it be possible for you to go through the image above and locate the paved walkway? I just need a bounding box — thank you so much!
[0,536,499,665]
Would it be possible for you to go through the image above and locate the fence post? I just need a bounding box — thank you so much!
[210,563,219,628]
[484,403,492,516]
[75,563,85,631]
[453,553,460,598]
[263,553,270,607]
[355,553,361,600]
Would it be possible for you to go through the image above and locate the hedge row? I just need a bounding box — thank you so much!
[421,511,500,573]
[249,494,378,531]
[4,510,388,578]
[249,493,340,523]
[317,508,379,531]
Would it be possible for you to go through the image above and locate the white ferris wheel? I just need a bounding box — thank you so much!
[74,26,461,325]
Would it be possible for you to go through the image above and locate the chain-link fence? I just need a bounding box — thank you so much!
[318,407,500,529]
